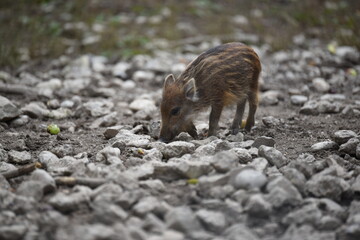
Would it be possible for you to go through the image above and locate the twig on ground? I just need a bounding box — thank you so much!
[55,177,107,188]
[2,162,42,179]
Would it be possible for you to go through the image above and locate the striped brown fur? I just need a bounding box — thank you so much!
[159,42,261,142]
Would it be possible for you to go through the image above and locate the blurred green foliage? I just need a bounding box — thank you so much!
[0,0,359,69]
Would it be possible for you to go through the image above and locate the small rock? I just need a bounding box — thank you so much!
[194,143,216,156]
[83,99,114,117]
[143,148,163,162]
[336,46,360,63]
[252,136,275,148]
[333,130,358,144]
[261,90,281,105]
[92,203,128,224]
[317,100,341,113]
[174,132,193,142]
[114,129,151,148]
[0,148,8,162]
[266,176,303,208]
[281,224,335,240]
[148,121,161,139]
[129,99,156,112]
[165,206,203,236]
[22,102,50,118]
[258,145,288,168]
[306,174,350,201]
[52,144,74,158]
[262,116,280,127]
[211,151,239,173]
[230,167,267,190]
[281,167,307,195]
[249,157,268,172]
[230,148,252,164]
[150,141,195,159]
[0,96,21,121]
[8,150,32,164]
[10,115,30,127]
[195,209,226,233]
[318,215,342,230]
[0,225,27,240]
[300,100,319,115]
[357,144,360,159]
[30,169,56,194]
[227,132,244,142]
[103,125,125,140]
[244,194,272,218]
[282,203,322,227]
[132,196,163,217]
[112,62,131,78]
[224,224,259,240]
[339,138,360,155]
[312,78,330,93]
[310,140,338,152]
[89,112,118,129]
[49,186,92,213]
[290,95,308,106]
[0,174,10,190]
[95,146,122,165]
[17,180,45,201]
[133,70,155,82]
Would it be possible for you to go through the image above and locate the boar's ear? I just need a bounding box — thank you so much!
[163,74,175,89]
[184,78,199,102]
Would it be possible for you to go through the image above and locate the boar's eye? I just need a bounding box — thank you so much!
[170,107,181,116]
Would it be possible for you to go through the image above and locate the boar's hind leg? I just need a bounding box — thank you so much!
[208,103,223,136]
[245,91,258,132]
[231,99,246,135]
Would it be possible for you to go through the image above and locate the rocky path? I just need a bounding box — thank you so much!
[0,41,360,240]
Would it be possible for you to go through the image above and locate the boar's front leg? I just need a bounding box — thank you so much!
[231,99,246,135]
[208,103,223,137]
[186,121,198,139]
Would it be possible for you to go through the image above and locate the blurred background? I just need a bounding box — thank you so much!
[1,0,359,70]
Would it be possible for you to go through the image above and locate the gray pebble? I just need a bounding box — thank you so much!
[252,136,275,148]
[0,96,21,121]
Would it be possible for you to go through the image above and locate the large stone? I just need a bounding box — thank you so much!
[306,174,350,201]
[0,96,21,121]
[258,145,288,168]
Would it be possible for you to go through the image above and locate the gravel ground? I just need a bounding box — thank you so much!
[1,38,360,240]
